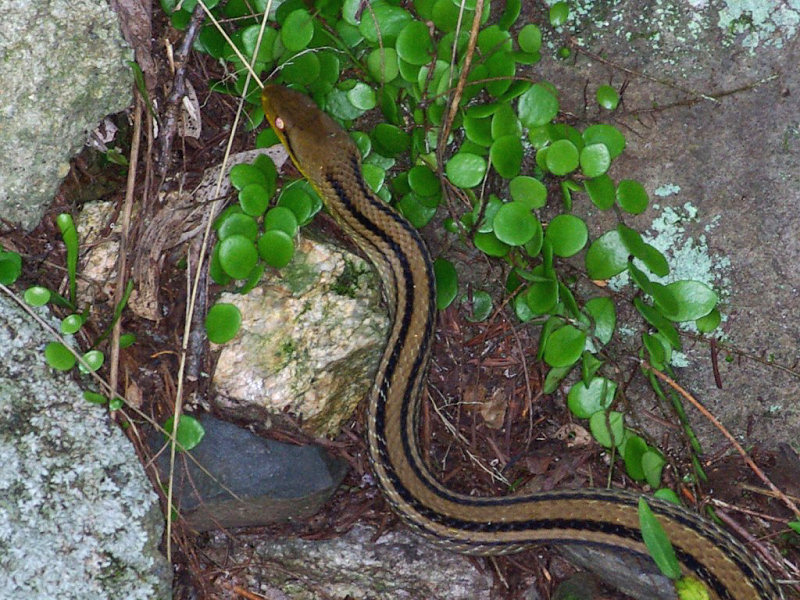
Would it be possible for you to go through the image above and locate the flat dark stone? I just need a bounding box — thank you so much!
[151,413,347,532]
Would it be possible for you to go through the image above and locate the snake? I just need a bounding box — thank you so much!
[260,84,782,600]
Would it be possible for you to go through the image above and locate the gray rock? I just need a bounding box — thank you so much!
[0,294,170,599]
[151,413,347,532]
[202,524,493,600]
[0,0,132,230]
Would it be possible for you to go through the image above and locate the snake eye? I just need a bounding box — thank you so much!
[274,117,285,130]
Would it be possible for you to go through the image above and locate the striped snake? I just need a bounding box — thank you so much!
[260,84,782,600]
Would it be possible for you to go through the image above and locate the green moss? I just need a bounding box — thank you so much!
[330,260,369,298]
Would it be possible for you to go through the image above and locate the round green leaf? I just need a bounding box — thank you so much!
[474,231,510,257]
[580,143,611,178]
[490,135,523,179]
[589,410,625,448]
[549,1,570,26]
[544,214,588,257]
[60,314,83,335]
[485,52,515,97]
[462,290,492,322]
[218,213,259,242]
[257,229,295,268]
[367,47,399,83]
[45,342,76,371]
[362,163,386,193]
[264,206,299,236]
[659,281,718,322]
[408,166,440,197]
[493,202,538,246]
[396,20,433,65]
[372,123,410,156]
[617,179,649,214]
[509,176,547,209]
[622,434,648,481]
[545,139,579,176]
[525,275,558,315]
[696,308,721,333]
[119,333,136,348]
[584,296,616,346]
[585,229,629,280]
[79,349,105,374]
[464,113,493,147]
[206,302,242,344]
[491,104,521,139]
[24,286,51,307]
[281,9,314,51]
[218,235,258,279]
[596,85,620,110]
[446,153,487,188]
[567,377,617,418]
[584,174,616,210]
[278,185,314,225]
[517,83,559,128]
[347,82,376,111]
[582,124,626,159]
[281,51,320,86]
[434,258,458,310]
[397,193,437,228]
[543,324,586,367]
[518,24,542,53]
[0,250,22,285]
[229,163,268,190]
[238,184,269,217]
[163,414,206,451]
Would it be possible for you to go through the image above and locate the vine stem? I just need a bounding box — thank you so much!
[639,360,800,520]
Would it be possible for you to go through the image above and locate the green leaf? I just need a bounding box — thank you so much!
[580,143,611,178]
[584,296,616,346]
[238,184,269,217]
[367,47,400,83]
[278,183,316,225]
[24,286,51,307]
[119,333,137,348]
[584,174,616,210]
[57,213,79,304]
[654,488,681,505]
[474,231,510,257]
[78,349,105,374]
[264,207,299,236]
[544,214,588,257]
[509,176,547,209]
[695,308,721,333]
[675,576,712,600]
[643,450,666,488]
[372,123,411,156]
[634,297,681,349]
[0,250,22,285]
[621,434,648,481]
[567,377,617,419]
[545,139,579,176]
[617,224,670,277]
[589,410,624,447]
[517,83,559,128]
[583,124,626,158]
[45,342,76,371]
[408,166,440,197]
[281,9,314,51]
[659,281,718,322]
[518,23,542,53]
[543,324,586,367]
[434,258,458,309]
[218,235,258,279]
[490,135,523,178]
[206,302,241,344]
[462,290,492,322]
[230,163,268,190]
[257,230,295,268]
[585,229,629,280]
[493,202,539,246]
[218,213,259,243]
[596,85,620,110]
[84,390,108,405]
[446,153,487,188]
[60,314,84,335]
[581,351,604,384]
[788,521,800,534]
[617,179,649,214]
[525,274,558,315]
[397,193,437,228]
[549,1,570,26]
[164,414,206,451]
[347,82,377,111]
[396,20,433,65]
[638,498,682,580]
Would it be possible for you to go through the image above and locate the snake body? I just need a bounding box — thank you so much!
[260,84,782,600]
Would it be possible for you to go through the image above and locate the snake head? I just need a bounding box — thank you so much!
[261,84,357,188]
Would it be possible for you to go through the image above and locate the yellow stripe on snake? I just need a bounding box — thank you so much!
[261,84,782,600]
